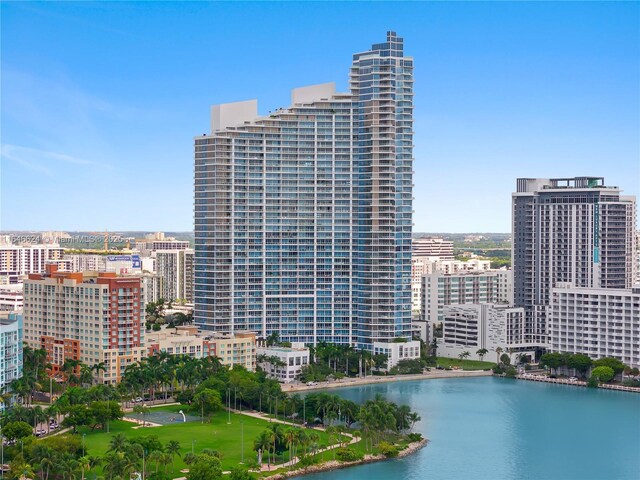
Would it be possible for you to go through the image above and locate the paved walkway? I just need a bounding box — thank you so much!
[285,369,492,392]
[228,409,358,473]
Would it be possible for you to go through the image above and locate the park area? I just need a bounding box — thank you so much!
[435,357,496,371]
[81,404,333,477]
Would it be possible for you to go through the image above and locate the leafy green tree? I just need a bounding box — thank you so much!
[133,404,151,426]
[539,352,564,375]
[500,353,511,366]
[192,388,223,417]
[186,453,223,480]
[591,366,615,383]
[62,405,92,433]
[2,421,33,441]
[87,400,123,430]
[593,357,625,376]
[229,465,253,480]
[566,354,593,379]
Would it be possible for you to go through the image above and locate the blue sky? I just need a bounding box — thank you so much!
[1,1,638,232]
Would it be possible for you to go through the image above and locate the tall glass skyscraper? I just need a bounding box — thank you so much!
[194,32,414,349]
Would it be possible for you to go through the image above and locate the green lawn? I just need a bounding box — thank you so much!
[81,405,331,475]
[435,356,496,371]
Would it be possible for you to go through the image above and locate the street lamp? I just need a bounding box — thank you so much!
[82,433,86,456]
[240,420,244,464]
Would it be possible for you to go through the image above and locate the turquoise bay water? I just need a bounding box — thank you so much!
[299,377,640,480]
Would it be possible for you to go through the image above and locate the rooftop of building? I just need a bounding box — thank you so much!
[27,264,141,284]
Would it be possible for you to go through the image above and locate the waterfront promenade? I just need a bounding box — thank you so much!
[517,373,640,393]
[285,369,492,393]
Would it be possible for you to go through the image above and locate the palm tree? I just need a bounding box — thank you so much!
[476,348,488,362]
[107,433,128,453]
[495,347,503,364]
[148,450,163,473]
[284,427,296,466]
[254,430,271,466]
[166,440,181,472]
[458,351,471,368]
[90,362,107,384]
[77,455,91,480]
[408,411,421,432]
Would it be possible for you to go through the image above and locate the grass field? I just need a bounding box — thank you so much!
[81,404,331,475]
[435,356,496,371]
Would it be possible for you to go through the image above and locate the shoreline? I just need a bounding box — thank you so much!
[284,369,492,392]
[264,438,429,479]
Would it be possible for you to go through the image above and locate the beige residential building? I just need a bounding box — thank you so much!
[146,326,255,371]
[23,265,145,384]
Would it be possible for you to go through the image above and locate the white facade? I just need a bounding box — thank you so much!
[411,257,493,315]
[0,244,64,283]
[0,311,23,406]
[550,285,640,369]
[635,231,640,285]
[372,340,421,368]
[440,304,534,362]
[140,273,163,305]
[256,344,310,383]
[513,177,637,346]
[0,284,23,312]
[495,269,514,305]
[421,271,500,326]
[412,238,454,258]
[62,253,142,275]
[156,249,194,302]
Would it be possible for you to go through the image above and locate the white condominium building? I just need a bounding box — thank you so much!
[411,257,493,315]
[155,249,194,302]
[440,304,534,362]
[61,253,142,275]
[550,284,640,369]
[412,238,454,259]
[421,271,500,327]
[0,284,23,312]
[194,32,415,351]
[0,243,64,283]
[256,343,310,383]
[512,177,636,346]
[372,339,421,368]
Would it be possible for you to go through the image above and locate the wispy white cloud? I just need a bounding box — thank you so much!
[1,144,109,175]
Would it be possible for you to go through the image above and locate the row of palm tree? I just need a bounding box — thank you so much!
[253,422,321,467]
[359,394,420,451]
[120,352,225,401]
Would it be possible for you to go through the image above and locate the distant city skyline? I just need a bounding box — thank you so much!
[2,1,638,232]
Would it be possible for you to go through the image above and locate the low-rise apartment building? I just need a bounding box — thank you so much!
[146,326,255,370]
[256,343,310,383]
[373,339,422,368]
